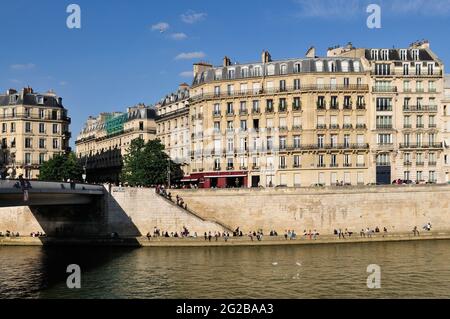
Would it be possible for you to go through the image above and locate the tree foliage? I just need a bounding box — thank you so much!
[39,152,83,182]
[121,138,184,186]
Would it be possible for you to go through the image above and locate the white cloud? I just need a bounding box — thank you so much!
[151,22,170,32]
[181,10,207,24]
[179,71,193,78]
[170,32,188,40]
[10,63,35,70]
[175,51,206,60]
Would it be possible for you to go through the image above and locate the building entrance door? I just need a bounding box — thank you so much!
[251,176,260,188]
[376,166,391,185]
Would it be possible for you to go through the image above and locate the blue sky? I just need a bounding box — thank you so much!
[1,0,450,146]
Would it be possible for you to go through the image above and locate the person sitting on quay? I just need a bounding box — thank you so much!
[360,229,366,238]
[413,226,420,237]
[248,231,254,241]
[312,229,319,240]
[146,232,152,240]
[204,232,208,241]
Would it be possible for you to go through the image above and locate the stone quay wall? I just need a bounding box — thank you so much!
[171,185,450,235]
[1,185,449,239]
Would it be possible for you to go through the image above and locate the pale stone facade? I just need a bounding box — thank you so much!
[155,84,190,174]
[179,41,446,188]
[75,104,157,183]
[442,75,450,183]
[0,87,71,179]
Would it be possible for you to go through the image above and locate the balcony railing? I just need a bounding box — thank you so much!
[190,85,369,102]
[399,143,443,149]
[403,105,438,112]
[373,86,398,93]
[0,113,71,122]
[376,124,393,129]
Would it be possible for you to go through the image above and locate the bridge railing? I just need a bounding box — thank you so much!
[0,180,105,193]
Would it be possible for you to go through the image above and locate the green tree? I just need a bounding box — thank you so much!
[39,152,83,182]
[121,138,184,186]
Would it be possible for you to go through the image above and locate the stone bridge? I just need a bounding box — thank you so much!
[0,180,104,208]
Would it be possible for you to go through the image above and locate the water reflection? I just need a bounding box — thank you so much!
[1,240,450,299]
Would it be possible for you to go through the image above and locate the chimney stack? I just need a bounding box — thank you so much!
[223,56,231,67]
[261,51,272,63]
[305,47,316,58]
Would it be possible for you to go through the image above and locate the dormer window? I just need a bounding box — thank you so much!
[215,70,222,81]
[294,63,301,73]
[228,69,235,79]
[315,61,323,72]
[328,61,336,72]
[8,95,18,104]
[241,68,249,77]
[266,64,275,76]
[381,49,389,60]
[341,61,349,72]
[400,49,407,60]
[371,49,379,60]
[353,61,360,72]
[411,49,419,60]
[280,64,287,75]
[37,96,44,105]
[253,66,261,77]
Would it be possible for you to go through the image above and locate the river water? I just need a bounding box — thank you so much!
[1,240,450,299]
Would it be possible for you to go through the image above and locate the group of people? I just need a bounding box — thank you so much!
[0,230,20,237]
[413,223,433,236]
[30,231,46,238]
[284,229,320,240]
[175,195,188,210]
[146,226,196,240]
[204,231,232,242]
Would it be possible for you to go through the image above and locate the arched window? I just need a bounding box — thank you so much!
[253,66,261,77]
[241,68,249,78]
[280,64,287,75]
[328,61,336,72]
[266,64,275,76]
[353,61,360,72]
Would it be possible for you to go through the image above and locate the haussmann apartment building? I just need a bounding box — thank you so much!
[178,41,447,188]
[75,104,157,183]
[0,87,71,179]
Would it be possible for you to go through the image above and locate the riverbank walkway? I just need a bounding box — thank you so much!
[2,231,450,247]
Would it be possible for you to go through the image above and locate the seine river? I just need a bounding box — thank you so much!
[1,240,450,299]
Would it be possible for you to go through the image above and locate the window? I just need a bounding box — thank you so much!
[39,138,46,149]
[315,61,323,72]
[415,63,421,75]
[253,66,261,77]
[403,64,409,75]
[241,68,249,77]
[329,61,336,72]
[411,49,419,60]
[375,64,391,75]
[214,86,220,96]
[25,138,32,148]
[39,109,45,119]
[240,120,247,131]
[25,122,32,133]
[400,49,407,60]
[376,98,392,111]
[53,124,59,134]
[294,155,301,168]
[371,49,379,60]
[427,64,434,75]
[280,64,287,75]
[279,80,286,91]
[53,138,59,149]
[213,122,220,132]
[279,137,286,150]
[377,134,392,144]
[376,116,392,129]
[39,153,46,165]
[376,154,390,166]
[294,63,301,73]
[341,61,349,72]
[25,153,31,165]
[293,135,301,148]
[353,61,360,72]
[37,96,44,105]
[266,64,275,76]
[228,69,235,79]
[10,123,15,133]
[1,123,6,133]
[267,137,273,150]
[380,49,389,60]
[227,103,234,115]
[293,79,301,90]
